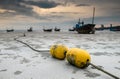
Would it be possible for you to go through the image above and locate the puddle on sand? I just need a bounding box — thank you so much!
[0,59,2,63]
[114,52,120,56]
[72,68,79,74]
[84,70,101,78]
[38,52,50,58]
[97,43,106,45]
[90,52,112,56]
[84,72,101,78]
[20,58,31,64]
[76,45,81,48]
[118,61,120,63]
[0,69,7,72]
[114,67,120,70]
[4,46,19,51]
[71,77,75,79]
[14,71,22,75]
[32,55,38,58]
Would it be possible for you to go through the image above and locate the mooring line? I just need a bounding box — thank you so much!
[89,63,120,79]
[14,38,49,52]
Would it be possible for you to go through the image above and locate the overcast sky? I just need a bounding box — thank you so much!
[0,0,120,29]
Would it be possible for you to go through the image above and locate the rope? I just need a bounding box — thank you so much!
[14,38,50,52]
[89,63,120,79]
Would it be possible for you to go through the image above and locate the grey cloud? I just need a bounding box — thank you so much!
[0,0,23,5]
[61,0,120,7]
[0,0,61,18]
[23,0,61,8]
[76,4,91,7]
[51,12,82,14]
[0,0,120,24]
[0,0,35,17]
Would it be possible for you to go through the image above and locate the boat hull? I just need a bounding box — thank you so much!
[75,24,95,34]
[54,29,60,31]
[43,29,52,32]
[6,29,14,32]
[110,26,120,31]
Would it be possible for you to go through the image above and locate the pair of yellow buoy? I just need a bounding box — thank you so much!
[50,44,91,68]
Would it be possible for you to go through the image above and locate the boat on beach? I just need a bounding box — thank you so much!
[110,24,120,31]
[27,27,33,32]
[6,29,14,32]
[74,8,96,34]
[43,29,52,32]
[74,19,95,34]
[54,27,60,31]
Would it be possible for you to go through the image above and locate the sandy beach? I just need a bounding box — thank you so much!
[0,31,120,79]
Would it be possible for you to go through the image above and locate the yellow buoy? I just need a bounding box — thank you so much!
[50,44,68,60]
[66,48,91,68]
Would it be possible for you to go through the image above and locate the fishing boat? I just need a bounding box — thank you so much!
[74,19,95,34]
[27,27,33,32]
[43,29,52,32]
[110,24,120,31]
[54,27,60,31]
[74,8,96,34]
[6,29,14,32]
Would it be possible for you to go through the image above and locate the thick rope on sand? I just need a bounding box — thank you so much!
[14,38,49,52]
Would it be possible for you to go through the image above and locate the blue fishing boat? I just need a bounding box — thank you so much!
[74,8,96,34]
[74,19,95,34]
[110,24,120,31]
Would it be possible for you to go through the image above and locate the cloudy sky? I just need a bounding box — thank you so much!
[0,0,120,29]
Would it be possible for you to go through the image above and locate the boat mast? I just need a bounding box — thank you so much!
[92,7,95,24]
[78,18,80,24]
